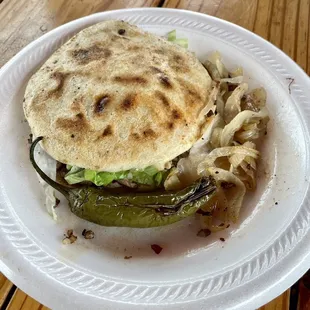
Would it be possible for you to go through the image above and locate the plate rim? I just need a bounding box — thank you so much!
[1,7,310,310]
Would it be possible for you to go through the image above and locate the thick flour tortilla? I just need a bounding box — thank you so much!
[24,20,213,172]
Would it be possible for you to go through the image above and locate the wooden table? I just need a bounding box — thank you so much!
[0,0,309,309]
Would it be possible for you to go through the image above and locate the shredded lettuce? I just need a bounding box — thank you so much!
[209,51,229,78]
[224,83,248,123]
[167,30,188,48]
[130,166,158,185]
[167,30,176,41]
[64,166,85,184]
[65,165,168,187]
[173,38,188,48]
[84,170,116,186]
[154,171,164,186]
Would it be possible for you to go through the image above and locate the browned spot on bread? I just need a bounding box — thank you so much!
[142,128,156,138]
[171,65,188,73]
[172,109,182,119]
[185,90,201,106]
[71,45,112,64]
[114,76,147,85]
[150,66,163,74]
[94,95,109,114]
[128,45,140,51]
[70,96,84,112]
[155,91,170,108]
[177,78,203,105]
[131,133,140,140]
[188,88,202,101]
[131,128,156,141]
[102,125,113,137]
[159,75,172,88]
[169,53,189,73]
[149,67,172,89]
[71,100,80,112]
[118,29,126,35]
[121,94,136,111]
[154,49,164,54]
[167,122,174,129]
[56,113,89,133]
[173,54,183,63]
[133,55,145,63]
[48,71,68,98]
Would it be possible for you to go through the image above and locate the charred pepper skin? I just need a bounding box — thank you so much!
[30,137,216,228]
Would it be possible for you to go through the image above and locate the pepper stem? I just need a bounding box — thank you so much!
[30,137,69,197]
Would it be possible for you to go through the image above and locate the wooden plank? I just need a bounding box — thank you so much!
[0,0,161,67]
[163,0,223,15]
[19,293,44,310]
[164,0,259,30]
[268,0,286,48]
[0,273,14,308]
[259,289,290,310]
[282,0,299,60]
[6,289,27,310]
[253,0,274,40]
[215,0,258,31]
[296,0,309,74]
[6,288,48,310]
[308,0,310,76]
[298,270,310,310]
[48,0,161,25]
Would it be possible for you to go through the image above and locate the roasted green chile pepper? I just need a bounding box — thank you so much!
[30,137,217,228]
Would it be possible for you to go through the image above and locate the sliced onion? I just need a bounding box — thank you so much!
[230,67,243,77]
[200,82,220,117]
[216,92,225,117]
[220,76,244,84]
[172,52,269,230]
[228,142,258,190]
[241,87,267,112]
[210,127,223,149]
[209,51,229,78]
[220,107,269,146]
[164,168,183,190]
[224,83,248,123]
[203,60,221,80]
[190,114,225,156]
[197,145,259,174]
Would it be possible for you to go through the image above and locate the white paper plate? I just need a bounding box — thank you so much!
[1,8,310,310]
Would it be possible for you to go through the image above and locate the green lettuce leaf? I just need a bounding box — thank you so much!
[167,30,176,41]
[64,166,85,184]
[167,30,188,48]
[84,170,116,186]
[64,166,169,187]
[130,166,158,185]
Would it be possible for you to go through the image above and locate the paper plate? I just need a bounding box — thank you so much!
[1,8,310,310]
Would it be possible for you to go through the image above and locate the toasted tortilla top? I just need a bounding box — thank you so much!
[24,20,213,172]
